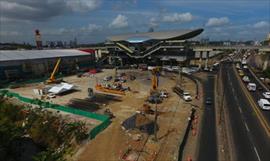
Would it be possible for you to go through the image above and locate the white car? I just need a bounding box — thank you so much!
[258,99,270,110]
[183,92,192,101]
[243,65,248,69]
[262,92,270,99]
[247,83,256,91]
[160,91,168,98]
[242,76,250,83]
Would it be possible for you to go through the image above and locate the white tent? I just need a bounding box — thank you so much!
[48,83,75,94]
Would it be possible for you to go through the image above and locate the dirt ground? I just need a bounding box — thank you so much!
[9,69,201,161]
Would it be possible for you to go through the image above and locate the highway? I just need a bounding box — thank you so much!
[241,67,270,125]
[221,63,270,161]
[197,74,217,161]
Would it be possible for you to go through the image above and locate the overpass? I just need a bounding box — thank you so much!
[193,45,270,51]
[89,45,270,52]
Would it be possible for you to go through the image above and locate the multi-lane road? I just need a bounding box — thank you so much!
[242,66,270,126]
[221,63,270,161]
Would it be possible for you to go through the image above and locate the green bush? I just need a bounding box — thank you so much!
[263,67,270,79]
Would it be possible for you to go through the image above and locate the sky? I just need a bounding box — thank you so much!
[0,0,269,44]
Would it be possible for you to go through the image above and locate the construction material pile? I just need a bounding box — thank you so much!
[121,113,158,135]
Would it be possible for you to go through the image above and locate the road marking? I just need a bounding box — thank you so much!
[253,147,261,161]
[244,122,250,132]
[238,106,243,114]
[232,87,235,94]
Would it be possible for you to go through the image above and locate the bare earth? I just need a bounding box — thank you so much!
[9,69,201,161]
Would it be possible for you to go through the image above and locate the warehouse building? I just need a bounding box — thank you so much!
[0,49,95,82]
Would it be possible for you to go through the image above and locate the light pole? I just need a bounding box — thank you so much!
[154,98,158,142]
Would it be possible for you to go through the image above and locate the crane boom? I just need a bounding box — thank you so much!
[47,58,61,83]
[151,67,159,91]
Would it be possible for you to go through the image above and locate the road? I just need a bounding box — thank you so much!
[241,67,270,125]
[197,73,217,161]
[221,63,270,161]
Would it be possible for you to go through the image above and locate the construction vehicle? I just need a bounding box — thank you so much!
[95,84,125,96]
[46,58,62,84]
[151,67,159,92]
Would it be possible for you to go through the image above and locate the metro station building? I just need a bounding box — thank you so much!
[102,28,204,66]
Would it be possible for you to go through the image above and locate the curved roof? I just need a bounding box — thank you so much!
[107,28,203,43]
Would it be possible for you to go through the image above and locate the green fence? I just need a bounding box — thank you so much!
[0,90,110,139]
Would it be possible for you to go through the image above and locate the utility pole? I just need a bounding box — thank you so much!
[178,63,182,87]
[154,99,158,142]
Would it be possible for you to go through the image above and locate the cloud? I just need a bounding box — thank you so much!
[66,0,102,12]
[112,0,137,10]
[80,24,102,32]
[109,14,128,28]
[0,31,21,37]
[253,21,269,28]
[149,17,158,27]
[206,17,229,27]
[0,0,101,21]
[162,12,193,23]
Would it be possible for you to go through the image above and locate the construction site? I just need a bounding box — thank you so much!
[0,28,217,161]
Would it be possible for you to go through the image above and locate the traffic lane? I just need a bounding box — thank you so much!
[222,64,258,161]
[227,65,270,161]
[241,68,270,124]
[197,74,217,161]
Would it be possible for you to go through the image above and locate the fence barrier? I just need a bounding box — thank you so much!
[178,108,196,161]
[0,89,110,139]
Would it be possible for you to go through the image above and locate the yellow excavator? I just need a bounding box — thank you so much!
[46,58,62,84]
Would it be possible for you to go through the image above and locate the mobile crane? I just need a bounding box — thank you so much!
[46,58,62,84]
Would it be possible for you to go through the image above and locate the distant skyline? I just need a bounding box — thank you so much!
[0,0,269,44]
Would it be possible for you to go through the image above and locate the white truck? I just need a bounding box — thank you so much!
[258,99,270,110]
[247,83,256,91]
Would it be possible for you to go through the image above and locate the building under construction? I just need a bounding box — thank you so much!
[0,49,95,82]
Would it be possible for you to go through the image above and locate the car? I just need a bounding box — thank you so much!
[205,97,212,105]
[238,70,244,76]
[258,99,270,110]
[263,92,270,99]
[147,95,162,104]
[247,83,256,91]
[103,76,112,81]
[203,67,209,71]
[183,92,192,101]
[236,63,241,69]
[242,76,250,83]
[119,77,127,83]
[159,90,168,98]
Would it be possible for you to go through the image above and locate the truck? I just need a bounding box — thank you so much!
[258,99,270,110]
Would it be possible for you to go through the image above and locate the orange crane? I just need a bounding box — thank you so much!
[46,58,61,84]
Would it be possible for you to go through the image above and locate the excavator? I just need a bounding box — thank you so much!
[46,58,62,84]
